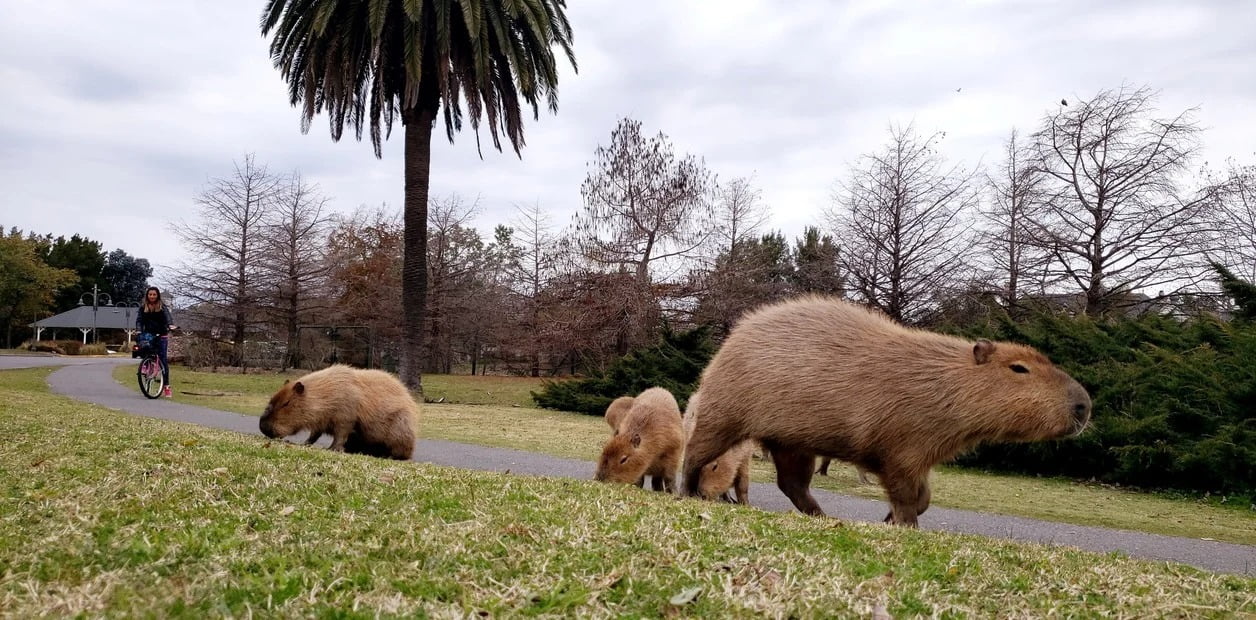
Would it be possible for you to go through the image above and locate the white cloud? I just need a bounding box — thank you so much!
[1,0,1253,289]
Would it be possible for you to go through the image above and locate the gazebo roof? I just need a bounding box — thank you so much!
[31,305,141,330]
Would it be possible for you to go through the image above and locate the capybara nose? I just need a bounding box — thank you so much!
[1065,382,1092,434]
[1073,402,1089,424]
[259,416,275,438]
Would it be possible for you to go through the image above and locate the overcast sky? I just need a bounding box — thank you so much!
[2,0,1254,289]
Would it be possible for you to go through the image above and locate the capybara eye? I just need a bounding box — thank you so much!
[1010,363,1030,374]
[619,455,629,464]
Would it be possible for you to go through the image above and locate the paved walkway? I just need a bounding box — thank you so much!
[13,356,1253,576]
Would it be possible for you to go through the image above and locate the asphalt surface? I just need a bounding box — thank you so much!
[11,355,1253,576]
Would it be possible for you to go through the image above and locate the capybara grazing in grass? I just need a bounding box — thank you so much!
[595,387,685,493]
[682,296,1092,527]
[604,395,636,434]
[260,364,420,460]
[683,391,753,504]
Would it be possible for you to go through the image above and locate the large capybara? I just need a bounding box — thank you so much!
[683,391,753,504]
[595,387,685,493]
[259,364,420,460]
[682,296,1092,527]
[604,395,636,434]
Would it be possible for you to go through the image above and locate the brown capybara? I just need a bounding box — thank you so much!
[595,387,685,493]
[259,364,420,460]
[817,457,873,484]
[682,296,1091,527]
[604,395,636,434]
[683,391,753,504]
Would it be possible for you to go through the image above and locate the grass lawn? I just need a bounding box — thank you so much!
[112,366,1256,545]
[3,367,1253,617]
[117,366,542,413]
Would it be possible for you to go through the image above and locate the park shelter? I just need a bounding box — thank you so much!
[29,304,141,345]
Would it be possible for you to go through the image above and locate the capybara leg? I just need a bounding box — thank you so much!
[304,431,322,445]
[733,463,751,505]
[881,473,926,527]
[327,421,354,452]
[857,467,872,484]
[682,467,703,498]
[817,456,830,475]
[650,476,664,492]
[635,476,645,488]
[660,474,677,494]
[915,478,932,517]
[771,447,825,517]
[717,491,734,503]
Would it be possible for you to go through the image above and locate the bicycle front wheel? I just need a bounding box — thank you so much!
[138,357,165,399]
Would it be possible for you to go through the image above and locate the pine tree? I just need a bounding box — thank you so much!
[531,326,715,415]
[1213,262,1256,321]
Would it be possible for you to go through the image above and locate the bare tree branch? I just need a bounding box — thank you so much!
[1025,86,1217,315]
[825,124,978,323]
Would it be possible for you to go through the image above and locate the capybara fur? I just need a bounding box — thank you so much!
[595,387,685,493]
[682,296,1092,527]
[817,457,873,484]
[683,391,753,504]
[604,395,636,434]
[260,364,420,460]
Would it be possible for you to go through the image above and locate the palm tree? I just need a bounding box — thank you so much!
[261,0,577,391]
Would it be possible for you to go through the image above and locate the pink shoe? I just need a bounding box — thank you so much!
[162,386,172,398]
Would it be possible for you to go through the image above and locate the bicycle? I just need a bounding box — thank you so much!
[133,333,166,399]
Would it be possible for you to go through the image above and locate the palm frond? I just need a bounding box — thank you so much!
[261,0,577,158]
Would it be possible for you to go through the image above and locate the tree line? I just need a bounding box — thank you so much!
[169,85,1253,377]
[0,229,152,348]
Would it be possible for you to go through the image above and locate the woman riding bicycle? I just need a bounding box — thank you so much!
[136,286,177,397]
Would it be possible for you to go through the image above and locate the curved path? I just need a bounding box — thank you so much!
[15,356,1254,576]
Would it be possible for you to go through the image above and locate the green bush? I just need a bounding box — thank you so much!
[532,326,715,415]
[950,312,1255,499]
[78,343,108,355]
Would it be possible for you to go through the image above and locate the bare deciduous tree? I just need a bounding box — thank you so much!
[1209,158,1256,282]
[696,231,794,335]
[826,125,978,323]
[171,154,281,362]
[507,202,561,376]
[326,205,404,367]
[1026,86,1217,316]
[576,117,715,285]
[425,194,491,373]
[260,172,334,368]
[708,176,770,265]
[978,129,1051,310]
[575,117,715,352]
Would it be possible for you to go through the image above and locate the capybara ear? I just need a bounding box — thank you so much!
[293,381,305,395]
[973,339,996,365]
[283,379,290,385]
[631,432,642,448]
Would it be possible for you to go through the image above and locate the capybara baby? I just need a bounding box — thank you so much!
[595,387,685,493]
[604,395,636,434]
[260,364,420,460]
[682,296,1091,527]
[683,391,753,504]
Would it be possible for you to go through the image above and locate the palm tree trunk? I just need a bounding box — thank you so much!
[399,107,434,394]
